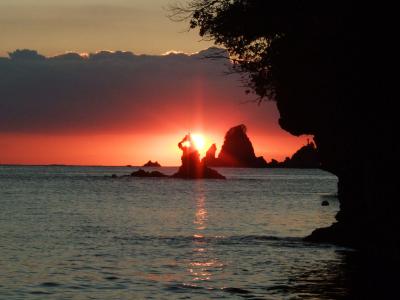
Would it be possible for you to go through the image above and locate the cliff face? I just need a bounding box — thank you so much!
[203,124,268,168]
[272,30,398,250]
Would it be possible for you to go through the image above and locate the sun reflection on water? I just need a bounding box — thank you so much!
[187,184,224,285]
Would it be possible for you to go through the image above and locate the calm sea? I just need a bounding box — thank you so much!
[0,166,353,299]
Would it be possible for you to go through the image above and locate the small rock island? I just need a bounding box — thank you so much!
[119,134,226,179]
[142,160,161,167]
[171,134,225,179]
[131,169,167,177]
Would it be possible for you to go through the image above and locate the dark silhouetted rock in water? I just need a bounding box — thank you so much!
[172,163,226,179]
[267,141,320,168]
[114,135,225,180]
[321,200,329,206]
[172,134,225,179]
[203,124,267,168]
[131,169,167,177]
[142,160,161,167]
[201,124,319,169]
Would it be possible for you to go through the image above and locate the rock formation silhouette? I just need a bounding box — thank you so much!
[142,160,161,167]
[203,124,268,168]
[113,134,225,179]
[202,125,319,168]
[267,140,320,168]
[172,134,225,179]
[202,143,218,166]
[131,169,167,177]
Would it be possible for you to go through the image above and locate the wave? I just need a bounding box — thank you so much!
[111,234,342,250]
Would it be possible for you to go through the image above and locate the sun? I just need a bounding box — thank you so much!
[179,133,209,157]
[191,134,206,151]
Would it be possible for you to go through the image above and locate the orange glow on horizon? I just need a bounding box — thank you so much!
[0,131,311,167]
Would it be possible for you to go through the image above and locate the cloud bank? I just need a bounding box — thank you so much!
[0,47,281,135]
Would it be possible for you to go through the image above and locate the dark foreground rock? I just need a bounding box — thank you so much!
[304,223,355,246]
[271,12,398,254]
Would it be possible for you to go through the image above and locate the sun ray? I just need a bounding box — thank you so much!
[191,134,205,152]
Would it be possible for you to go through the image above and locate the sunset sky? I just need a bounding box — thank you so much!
[0,0,309,166]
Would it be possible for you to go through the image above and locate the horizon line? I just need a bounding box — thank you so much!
[0,163,180,168]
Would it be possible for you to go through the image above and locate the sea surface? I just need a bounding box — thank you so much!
[0,166,354,299]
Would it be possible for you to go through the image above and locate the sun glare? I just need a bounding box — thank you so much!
[191,134,205,151]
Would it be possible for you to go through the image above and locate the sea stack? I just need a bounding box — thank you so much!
[172,134,225,179]
[203,124,268,168]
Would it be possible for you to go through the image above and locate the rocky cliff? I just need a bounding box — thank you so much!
[203,124,268,168]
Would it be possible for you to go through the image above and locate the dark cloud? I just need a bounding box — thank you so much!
[8,49,46,61]
[0,47,280,135]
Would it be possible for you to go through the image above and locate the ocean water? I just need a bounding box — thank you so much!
[0,166,352,299]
